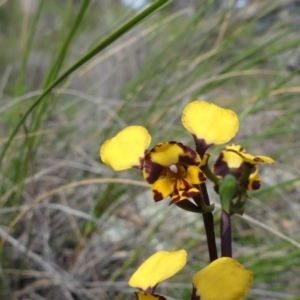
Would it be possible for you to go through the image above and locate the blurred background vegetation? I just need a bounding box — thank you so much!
[1,0,300,299]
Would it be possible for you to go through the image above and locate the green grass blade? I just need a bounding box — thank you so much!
[0,0,172,166]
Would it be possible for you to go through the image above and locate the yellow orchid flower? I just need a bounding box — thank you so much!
[213,144,274,190]
[100,126,205,204]
[182,100,239,156]
[129,250,187,297]
[143,142,205,204]
[193,257,253,300]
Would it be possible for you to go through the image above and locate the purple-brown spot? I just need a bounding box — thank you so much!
[213,152,243,178]
[153,189,165,202]
[170,194,180,205]
[253,157,263,162]
[143,158,164,184]
[185,189,200,198]
[193,135,212,158]
[190,286,201,300]
[250,180,261,190]
[198,171,206,182]
[213,153,230,177]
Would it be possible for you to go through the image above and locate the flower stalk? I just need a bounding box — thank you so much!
[197,184,218,262]
[221,210,232,257]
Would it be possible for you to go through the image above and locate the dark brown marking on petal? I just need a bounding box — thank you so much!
[170,194,180,205]
[143,154,164,184]
[250,166,257,174]
[184,189,200,198]
[174,179,200,200]
[156,295,167,300]
[153,141,201,166]
[250,180,261,190]
[153,189,164,202]
[172,181,180,197]
[178,179,190,190]
[254,157,263,162]
[193,135,212,158]
[179,154,199,166]
[144,286,154,294]
[190,286,201,300]
[198,171,206,182]
[135,292,166,300]
[213,153,230,177]
[213,152,244,178]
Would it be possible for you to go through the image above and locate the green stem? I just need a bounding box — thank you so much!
[201,163,219,185]
[0,0,172,166]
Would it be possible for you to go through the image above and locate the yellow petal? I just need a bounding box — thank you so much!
[193,257,253,300]
[238,152,275,165]
[152,178,174,202]
[248,168,261,190]
[182,101,239,145]
[100,126,151,171]
[134,292,166,300]
[200,153,211,167]
[226,144,246,153]
[186,165,205,184]
[129,250,187,291]
[171,184,200,204]
[148,142,200,167]
[222,148,244,169]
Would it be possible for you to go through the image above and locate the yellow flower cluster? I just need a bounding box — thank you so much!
[100,100,273,205]
[100,100,274,299]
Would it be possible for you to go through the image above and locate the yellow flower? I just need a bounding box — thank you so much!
[213,144,274,190]
[100,126,205,204]
[129,250,187,295]
[182,101,239,155]
[100,126,151,171]
[193,257,253,300]
[143,142,205,204]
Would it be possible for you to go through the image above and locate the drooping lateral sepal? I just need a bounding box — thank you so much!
[193,257,253,300]
[128,250,187,292]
